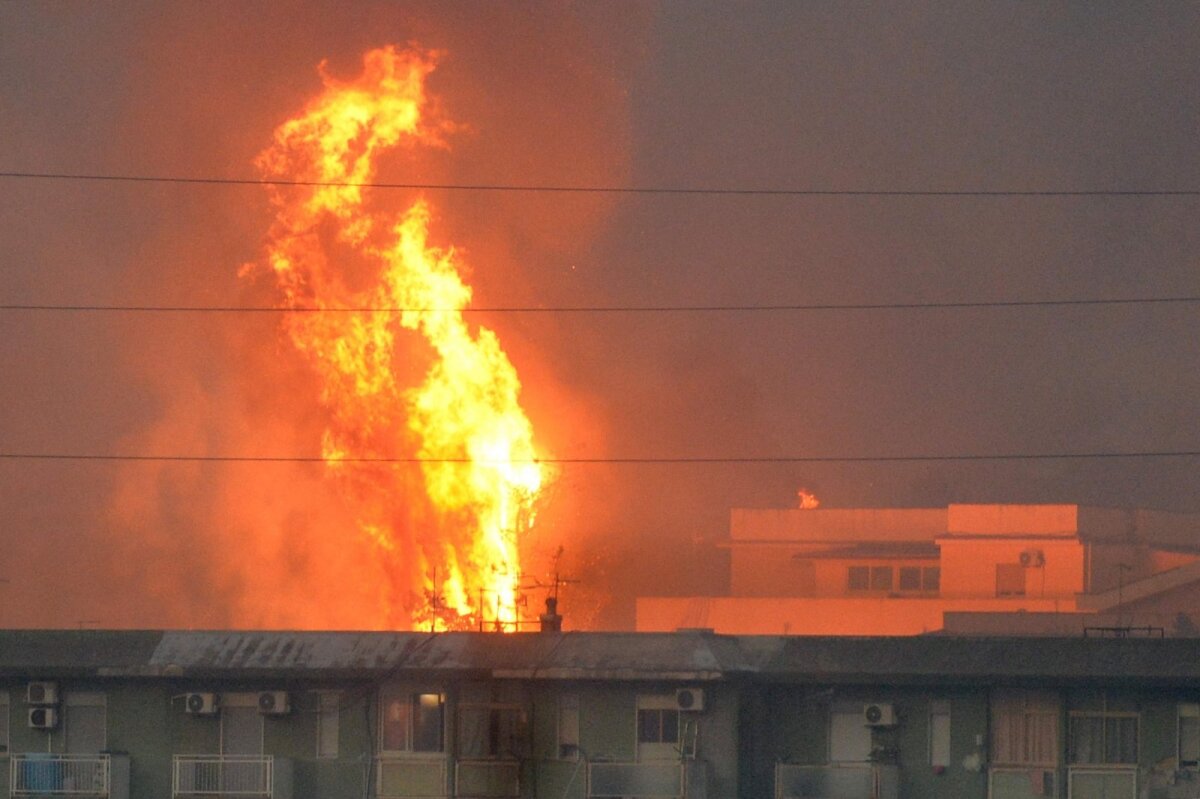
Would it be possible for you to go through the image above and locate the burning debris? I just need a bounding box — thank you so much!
[248,46,545,631]
[796,488,820,510]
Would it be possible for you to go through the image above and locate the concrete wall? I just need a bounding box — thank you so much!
[730,549,936,597]
[731,508,946,542]
[938,537,1085,598]
[947,504,1078,536]
[636,596,1075,635]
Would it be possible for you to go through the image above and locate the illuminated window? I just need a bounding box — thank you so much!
[848,566,870,591]
[996,563,1026,596]
[381,691,444,753]
[869,566,893,591]
[317,693,340,759]
[1179,704,1200,768]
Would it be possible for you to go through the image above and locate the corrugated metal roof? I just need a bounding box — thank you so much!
[3,629,1200,684]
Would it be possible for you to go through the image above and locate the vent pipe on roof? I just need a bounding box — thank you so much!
[539,597,563,632]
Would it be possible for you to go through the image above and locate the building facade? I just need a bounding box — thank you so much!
[638,504,1200,636]
[3,630,1200,798]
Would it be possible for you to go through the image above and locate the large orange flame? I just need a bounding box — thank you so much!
[250,46,543,630]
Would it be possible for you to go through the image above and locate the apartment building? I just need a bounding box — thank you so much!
[637,504,1200,635]
[2,630,1200,798]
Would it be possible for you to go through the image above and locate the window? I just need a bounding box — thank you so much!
[869,567,893,591]
[0,690,7,755]
[930,700,951,767]
[317,693,340,759]
[1180,704,1200,768]
[996,563,1026,597]
[830,703,872,763]
[457,704,526,760]
[381,691,444,753]
[64,692,106,754]
[922,567,940,592]
[637,708,679,745]
[992,691,1059,766]
[557,695,580,760]
[899,567,921,591]
[637,695,689,763]
[848,566,869,591]
[1069,713,1138,765]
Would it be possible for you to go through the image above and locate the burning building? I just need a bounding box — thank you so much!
[637,503,1200,636]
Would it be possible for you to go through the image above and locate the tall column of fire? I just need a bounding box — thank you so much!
[248,46,544,630]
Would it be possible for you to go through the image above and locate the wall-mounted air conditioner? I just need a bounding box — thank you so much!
[674,688,705,712]
[185,692,219,715]
[863,703,896,726]
[27,681,58,705]
[257,691,290,715]
[29,707,58,729]
[1019,549,1045,568]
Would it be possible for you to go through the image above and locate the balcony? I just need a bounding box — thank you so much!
[454,760,519,797]
[988,766,1057,799]
[172,755,292,799]
[376,756,448,798]
[10,753,129,797]
[774,763,899,799]
[587,760,706,798]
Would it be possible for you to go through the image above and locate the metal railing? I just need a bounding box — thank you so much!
[173,755,273,796]
[587,761,686,798]
[1067,767,1136,799]
[988,766,1057,799]
[376,756,448,798]
[775,762,899,799]
[454,759,520,797]
[10,753,111,795]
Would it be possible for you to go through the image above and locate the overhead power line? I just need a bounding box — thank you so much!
[4,171,1200,197]
[3,296,1199,315]
[0,450,1196,464]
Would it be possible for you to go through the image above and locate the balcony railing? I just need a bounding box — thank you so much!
[454,760,520,797]
[376,756,448,798]
[774,763,899,799]
[1067,767,1136,799]
[988,766,1057,799]
[172,755,291,797]
[10,754,111,795]
[588,760,706,798]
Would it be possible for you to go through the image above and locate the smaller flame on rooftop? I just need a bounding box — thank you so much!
[797,489,820,510]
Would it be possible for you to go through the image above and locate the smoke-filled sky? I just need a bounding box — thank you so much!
[1,3,1198,629]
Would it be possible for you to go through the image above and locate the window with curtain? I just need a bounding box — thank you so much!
[1069,713,1138,765]
[380,691,444,753]
[457,704,527,760]
[991,691,1059,766]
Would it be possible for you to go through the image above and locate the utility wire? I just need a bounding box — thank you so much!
[3,297,1199,315]
[4,171,1200,197]
[0,451,1196,464]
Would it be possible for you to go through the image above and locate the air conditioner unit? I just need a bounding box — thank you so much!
[863,703,896,726]
[185,692,219,715]
[674,688,705,712]
[1019,549,1045,568]
[257,691,290,715]
[29,707,59,729]
[27,681,58,705]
